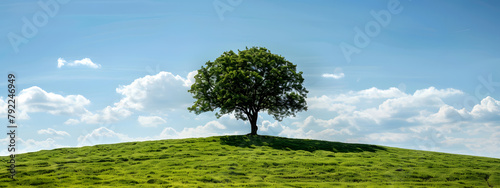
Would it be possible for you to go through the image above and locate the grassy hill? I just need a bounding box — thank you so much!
[0,135,499,187]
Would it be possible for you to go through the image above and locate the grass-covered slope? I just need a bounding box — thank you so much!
[1,135,499,187]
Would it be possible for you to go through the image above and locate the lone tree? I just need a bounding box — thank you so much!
[188,47,308,135]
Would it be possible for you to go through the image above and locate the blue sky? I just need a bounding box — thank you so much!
[1,0,500,158]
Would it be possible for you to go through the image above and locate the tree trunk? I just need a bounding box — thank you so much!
[248,112,258,135]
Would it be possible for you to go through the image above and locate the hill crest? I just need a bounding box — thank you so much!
[1,135,499,187]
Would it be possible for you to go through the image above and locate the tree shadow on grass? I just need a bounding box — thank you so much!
[219,135,386,153]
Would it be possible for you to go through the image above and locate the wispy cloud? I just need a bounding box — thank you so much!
[57,58,65,68]
[322,67,345,79]
[37,128,70,137]
[322,73,345,79]
[57,58,101,69]
[138,116,167,127]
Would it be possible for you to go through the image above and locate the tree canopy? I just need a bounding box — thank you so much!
[188,47,308,135]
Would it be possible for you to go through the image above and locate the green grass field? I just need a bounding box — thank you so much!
[1,135,499,187]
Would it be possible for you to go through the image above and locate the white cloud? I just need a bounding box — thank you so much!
[306,87,417,129]
[471,96,500,120]
[283,115,354,141]
[308,87,407,108]
[277,125,352,141]
[357,87,408,99]
[0,137,67,156]
[278,126,308,138]
[442,131,500,157]
[64,118,80,125]
[363,87,463,122]
[57,58,101,69]
[0,97,6,117]
[408,105,470,124]
[79,106,132,124]
[308,96,356,113]
[306,128,353,139]
[292,115,347,129]
[76,120,231,148]
[115,71,197,112]
[57,58,66,68]
[365,132,410,143]
[37,128,70,136]
[5,83,499,158]
[408,96,500,125]
[77,127,131,146]
[322,67,345,79]
[72,58,101,68]
[1,97,29,120]
[185,70,198,87]
[322,73,345,79]
[178,120,226,137]
[159,120,227,139]
[259,120,281,132]
[413,87,463,98]
[376,87,461,120]
[138,116,166,127]
[73,71,197,125]
[282,86,500,157]
[159,127,178,138]
[20,138,66,153]
[167,86,496,158]
[18,86,90,116]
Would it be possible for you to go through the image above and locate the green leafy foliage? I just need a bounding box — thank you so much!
[0,135,499,187]
[188,47,308,135]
